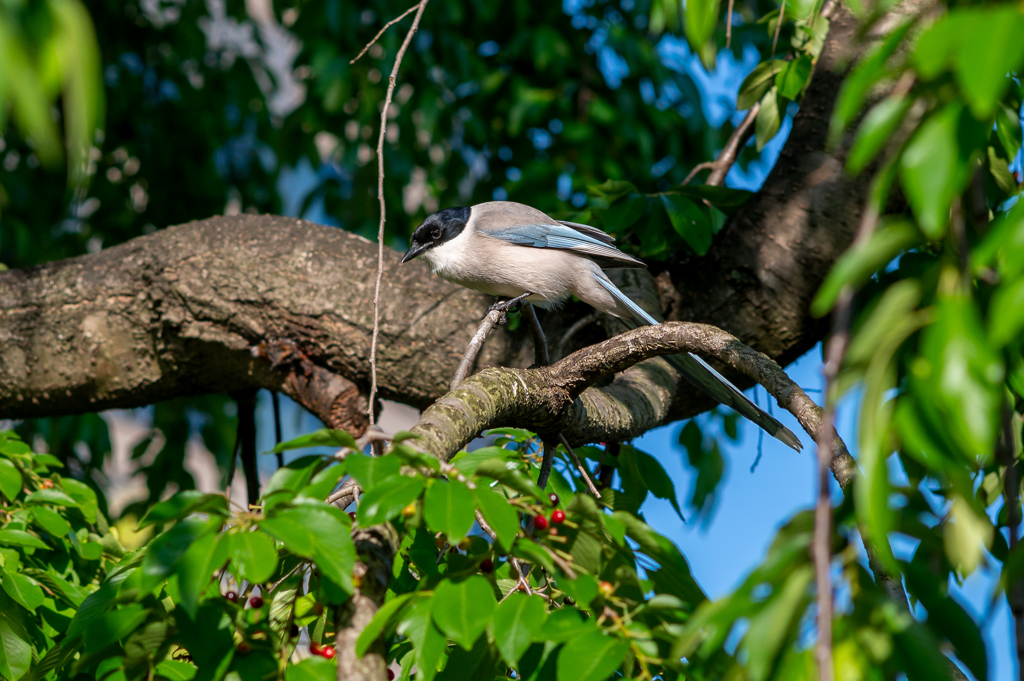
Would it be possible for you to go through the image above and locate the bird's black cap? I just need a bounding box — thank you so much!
[401,206,471,263]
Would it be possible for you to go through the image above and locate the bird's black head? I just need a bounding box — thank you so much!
[401,206,470,263]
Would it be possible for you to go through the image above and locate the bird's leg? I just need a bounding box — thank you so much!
[487,291,533,325]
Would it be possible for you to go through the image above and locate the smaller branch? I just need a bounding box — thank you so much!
[328,477,361,509]
[272,391,284,469]
[368,0,431,426]
[726,0,736,47]
[707,104,760,187]
[558,433,600,497]
[538,441,556,491]
[523,304,550,366]
[682,162,715,186]
[451,308,503,390]
[349,4,421,64]
[477,510,532,596]
[771,0,787,59]
[556,311,601,360]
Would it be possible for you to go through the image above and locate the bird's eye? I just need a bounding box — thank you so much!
[431,228,442,240]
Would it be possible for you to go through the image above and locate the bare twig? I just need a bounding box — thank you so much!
[538,440,556,491]
[522,303,549,366]
[726,0,736,47]
[272,390,284,469]
[558,433,600,497]
[771,0,786,60]
[707,103,760,186]
[349,4,421,65]
[477,510,532,596]
[367,0,431,426]
[683,103,759,188]
[450,308,503,389]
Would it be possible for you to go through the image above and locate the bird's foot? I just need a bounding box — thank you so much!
[487,292,533,325]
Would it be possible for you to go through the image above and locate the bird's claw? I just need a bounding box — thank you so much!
[487,292,533,325]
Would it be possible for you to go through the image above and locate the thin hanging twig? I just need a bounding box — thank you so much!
[558,433,600,497]
[771,0,787,60]
[349,4,421,65]
[725,0,736,48]
[367,0,431,425]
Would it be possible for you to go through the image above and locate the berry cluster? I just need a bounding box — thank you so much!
[532,494,567,531]
[309,642,336,660]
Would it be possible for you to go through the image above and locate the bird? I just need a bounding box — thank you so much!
[400,201,802,451]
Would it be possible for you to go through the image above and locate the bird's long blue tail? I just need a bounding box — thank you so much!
[592,274,803,451]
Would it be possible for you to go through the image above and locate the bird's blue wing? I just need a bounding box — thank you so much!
[483,223,645,268]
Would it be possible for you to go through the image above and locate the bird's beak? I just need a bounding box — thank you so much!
[401,242,429,264]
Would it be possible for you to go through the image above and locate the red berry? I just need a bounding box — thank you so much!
[237,641,251,654]
[551,509,566,524]
[548,493,559,505]
[388,671,395,680]
[480,558,494,573]
[533,514,549,530]
[348,512,357,520]
[249,595,264,608]
[226,591,238,603]
[309,642,321,655]
[320,645,336,660]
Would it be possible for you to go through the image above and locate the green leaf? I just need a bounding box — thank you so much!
[261,456,324,507]
[155,660,198,681]
[953,8,1024,119]
[141,517,222,592]
[903,561,987,681]
[660,194,712,255]
[176,531,218,619]
[670,185,754,214]
[398,597,447,681]
[431,576,496,650]
[556,629,628,681]
[633,448,684,521]
[832,18,913,139]
[737,60,784,111]
[139,491,229,528]
[912,14,957,80]
[424,480,476,543]
[491,593,547,667]
[744,565,814,681]
[222,531,279,584]
[450,447,516,476]
[900,103,987,238]
[347,454,402,493]
[31,506,70,537]
[60,479,98,523]
[299,463,346,501]
[270,428,357,454]
[587,180,638,202]
[775,56,813,100]
[848,94,913,174]
[602,194,647,232]
[510,538,556,574]
[811,219,921,316]
[357,475,426,526]
[2,571,44,612]
[262,502,355,595]
[685,0,720,69]
[356,593,415,658]
[472,486,519,551]
[0,615,32,681]
[612,512,706,606]
[83,604,150,652]
[996,103,1022,162]
[755,88,784,152]
[0,459,21,501]
[540,608,591,643]
[24,489,78,508]
[0,529,48,549]
[285,657,337,681]
[989,276,1024,347]
[988,147,1019,195]
[915,289,1004,459]
[473,459,545,500]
